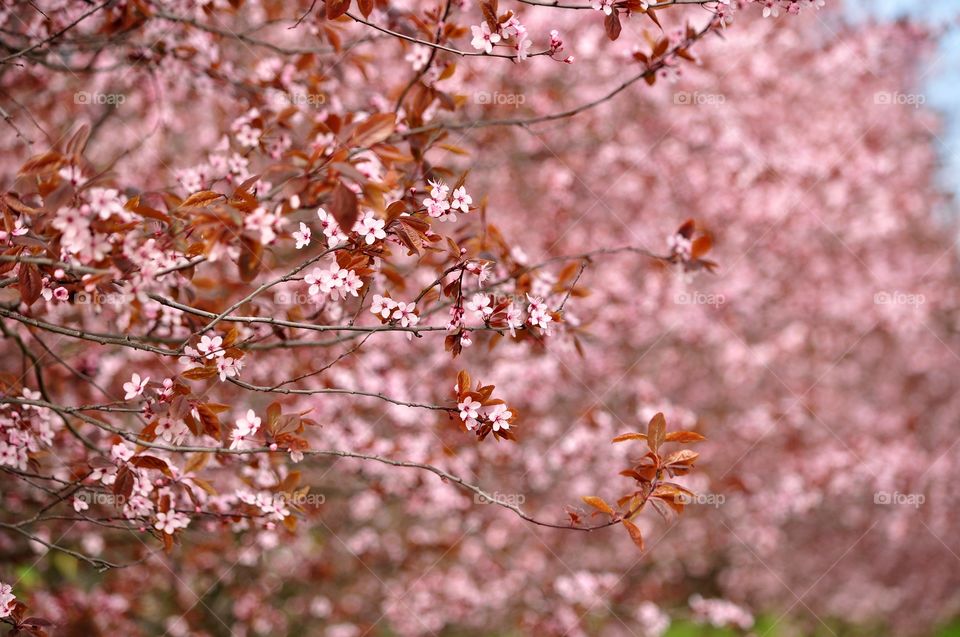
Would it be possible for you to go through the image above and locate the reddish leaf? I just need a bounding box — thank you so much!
[604,11,622,41]
[326,0,351,19]
[196,404,222,439]
[351,112,396,148]
[647,412,666,454]
[646,7,663,29]
[691,235,713,259]
[238,235,263,283]
[130,455,171,475]
[178,190,222,209]
[622,519,645,551]
[329,181,359,232]
[18,262,42,306]
[664,431,706,444]
[480,0,499,31]
[65,123,91,156]
[581,495,615,516]
[182,366,218,381]
[457,370,471,395]
[612,432,647,443]
[664,449,700,466]
[113,465,135,499]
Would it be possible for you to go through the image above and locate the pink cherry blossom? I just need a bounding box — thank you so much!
[450,186,472,212]
[154,510,190,535]
[525,294,553,331]
[465,293,493,320]
[2,3,950,635]
[487,404,512,432]
[458,396,481,429]
[470,23,502,54]
[371,294,397,319]
[317,207,348,246]
[197,334,224,360]
[157,417,189,444]
[0,583,15,618]
[122,373,149,401]
[292,222,312,249]
[217,356,244,382]
[230,409,262,450]
[592,0,615,16]
[355,211,386,245]
[405,45,431,71]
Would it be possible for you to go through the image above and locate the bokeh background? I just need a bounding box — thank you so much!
[3,1,960,635]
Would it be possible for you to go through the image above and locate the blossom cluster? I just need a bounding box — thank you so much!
[230,409,262,450]
[236,490,292,523]
[469,14,533,61]
[370,295,419,328]
[0,582,15,619]
[751,0,826,19]
[457,396,513,433]
[422,180,472,222]
[0,389,55,472]
[688,595,755,630]
[305,261,364,302]
[51,186,128,261]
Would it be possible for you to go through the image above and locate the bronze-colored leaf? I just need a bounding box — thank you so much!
[646,412,666,453]
[351,112,396,148]
[238,235,263,283]
[605,11,622,41]
[457,370,471,394]
[480,0,499,31]
[581,495,615,516]
[328,181,359,232]
[65,123,91,156]
[612,432,647,443]
[178,190,223,209]
[196,404,222,439]
[326,0,351,19]
[113,465,135,499]
[664,431,706,444]
[130,455,171,475]
[691,235,713,259]
[664,449,699,466]
[622,519,645,551]
[182,366,217,381]
[18,262,42,306]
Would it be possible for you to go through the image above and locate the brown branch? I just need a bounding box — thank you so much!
[2,396,651,535]
[394,17,719,139]
[0,0,114,65]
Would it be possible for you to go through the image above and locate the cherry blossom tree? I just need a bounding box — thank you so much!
[1,0,957,635]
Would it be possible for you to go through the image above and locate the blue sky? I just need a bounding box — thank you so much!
[847,0,960,195]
